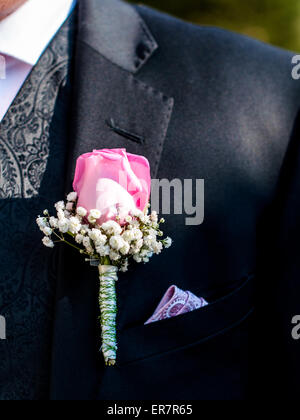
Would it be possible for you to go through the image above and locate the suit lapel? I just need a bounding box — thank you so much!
[66,0,174,187]
[77,0,158,74]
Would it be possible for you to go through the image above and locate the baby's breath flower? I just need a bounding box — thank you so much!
[150,211,158,223]
[75,234,84,244]
[89,229,107,246]
[83,237,94,254]
[37,191,172,282]
[101,220,122,236]
[83,237,91,248]
[36,217,47,230]
[90,209,101,219]
[122,230,135,243]
[109,250,121,261]
[69,217,81,234]
[140,215,150,224]
[49,217,58,229]
[130,239,143,255]
[133,255,142,263]
[151,222,159,230]
[119,241,130,256]
[140,249,150,258]
[96,244,110,257]
[57,209,65,220]
[153,242,163,255]
[42,227,53,236]
[131,209,144,219]
[67,192,78,202]
[148,228,158,237]
[88,228,99,242]
[136,238,144,249]
[58,218,69,234]
[66,202,74,211]
[109,235,125,251]
[164,237,173,248]
[42,237,54,248]
[77,207,88,217]
[132,228,143,241]
[55,201,65,211]
[129,219,140,228]
[88,215,97,225]
[80,224,90,234]
[144,235,156,248]
[120,260,129,273]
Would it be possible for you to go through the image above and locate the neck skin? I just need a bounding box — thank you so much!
[0,0,28,21]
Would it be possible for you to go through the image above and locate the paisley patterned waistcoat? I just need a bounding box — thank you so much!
[0,13,76,400]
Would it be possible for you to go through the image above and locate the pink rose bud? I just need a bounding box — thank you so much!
[73,149,151,224]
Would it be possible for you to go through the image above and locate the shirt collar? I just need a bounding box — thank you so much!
[0,0,76,66]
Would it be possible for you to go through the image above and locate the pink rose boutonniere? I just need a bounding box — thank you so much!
[73,149,151,224]
[37,149,172,366]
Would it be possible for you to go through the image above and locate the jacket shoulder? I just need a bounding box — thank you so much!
[136,5,295,71]
[136,5,300,103]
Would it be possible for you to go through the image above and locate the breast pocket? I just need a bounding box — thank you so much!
[99,276,254,400]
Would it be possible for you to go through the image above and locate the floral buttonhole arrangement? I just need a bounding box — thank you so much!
[37,149,172,366]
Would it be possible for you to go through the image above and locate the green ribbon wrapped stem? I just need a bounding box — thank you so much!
[98,265,118,366]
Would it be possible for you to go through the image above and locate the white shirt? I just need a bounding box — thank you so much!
[0,0,76,121]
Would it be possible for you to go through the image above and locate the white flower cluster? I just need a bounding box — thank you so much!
[37,192,172,272]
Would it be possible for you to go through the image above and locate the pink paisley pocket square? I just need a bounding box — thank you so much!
[145,285,208,325]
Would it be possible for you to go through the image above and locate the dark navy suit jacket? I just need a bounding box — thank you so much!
[3,0,300,400]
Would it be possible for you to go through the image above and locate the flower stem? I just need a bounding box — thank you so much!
[98,265,118,366]
[52,231,89,255]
